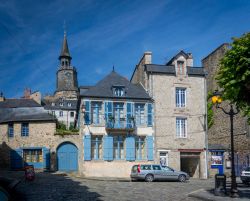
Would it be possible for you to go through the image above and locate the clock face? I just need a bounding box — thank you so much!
[65,72,71,78]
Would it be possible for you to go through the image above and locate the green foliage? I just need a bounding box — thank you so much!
[207,91,214,129]
[57,122,66,130]
[216,32,250,122]
[56,121,79,136]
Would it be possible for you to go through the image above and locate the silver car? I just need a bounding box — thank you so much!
[130,164,190,182]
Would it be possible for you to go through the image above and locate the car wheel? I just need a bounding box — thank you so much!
[145,174,154,182]
[178,174,186,182]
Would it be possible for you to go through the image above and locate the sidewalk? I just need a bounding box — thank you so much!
[188,187,250,201]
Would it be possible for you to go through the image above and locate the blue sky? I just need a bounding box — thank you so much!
[0,0,249,98]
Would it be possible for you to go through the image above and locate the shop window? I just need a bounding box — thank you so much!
[113,136,125,159]
[8,123,14,137]
[91,136,102,160]
[23,149,43,163]
[135,136,146,160]
[21,123,29,136]
[211,152,223,165]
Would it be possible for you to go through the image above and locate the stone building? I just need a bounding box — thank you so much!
[131,51,207,179]
[79,70,154,177]
[202,43,250,177]
[43,33,78,128]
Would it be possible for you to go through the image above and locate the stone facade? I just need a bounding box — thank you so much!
[202,44,250,177]
[131,51,207,179]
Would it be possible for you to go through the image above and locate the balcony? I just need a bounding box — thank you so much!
[105,118,135,132]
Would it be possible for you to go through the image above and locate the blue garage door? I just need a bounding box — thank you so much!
[57,142,78,171]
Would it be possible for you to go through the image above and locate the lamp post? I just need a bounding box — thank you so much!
[212,91,239,198]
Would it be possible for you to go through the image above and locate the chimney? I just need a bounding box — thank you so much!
[186,53,193,67]
[143,51,152,65]
[0,92,5,102]
[24,88,31,99]
[30,91,42,105]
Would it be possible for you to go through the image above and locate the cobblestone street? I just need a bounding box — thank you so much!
[1,171,250,201]
[0,171,211,201]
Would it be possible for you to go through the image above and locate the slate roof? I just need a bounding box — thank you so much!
[145,64,206,77]
[59,33,71,59]
[0,99,41,108]
[80,71,151,100]
[43,99,78,110]
[0,99,56,123]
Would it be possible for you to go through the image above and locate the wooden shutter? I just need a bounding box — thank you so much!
[84,135,91,160]
[126,137,135,161]
[146,136,154,161]
[103,135,113,161]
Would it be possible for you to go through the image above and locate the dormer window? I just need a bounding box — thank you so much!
[60,102,63,106]
[51,102,55,106]
[177,61,184,75]
[113,86,125,97]
[68,102,72,107]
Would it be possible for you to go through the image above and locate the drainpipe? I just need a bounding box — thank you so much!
[204,72,208,179]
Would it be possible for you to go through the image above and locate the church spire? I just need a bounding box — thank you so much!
[59,30,72,68]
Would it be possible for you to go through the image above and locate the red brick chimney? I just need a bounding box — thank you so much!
[24,88,31,99]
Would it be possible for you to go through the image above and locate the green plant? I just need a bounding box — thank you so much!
[207,91,214,129]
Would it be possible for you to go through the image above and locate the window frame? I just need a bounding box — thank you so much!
[176,117,187,138]
[8,123,14,138]
[176,88,186,108]
[113,136,125,160]
[21,123,29,137]
[91,136,102,160]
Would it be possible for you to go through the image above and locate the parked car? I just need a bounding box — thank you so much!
[240,167,250,184]
[130,164,190,182]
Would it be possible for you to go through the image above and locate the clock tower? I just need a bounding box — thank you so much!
[55,32,78,99]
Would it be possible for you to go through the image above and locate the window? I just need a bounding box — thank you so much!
[176,88,186,107]
[152,165,161,170]
[176,118,187,138]
[59,102,63,106]
[113,103,124,127]
[23,149,43,163]
[135,104,145,125]
[177,61,184,75]
[135,137,146,160]
[113,86,125,97]
[113,136,125,159]
[52,111,55,116]
[51,102,55,106]
[91,136,102,160]
[21,123,29,136]
[91,102,102,124]
[59,111,63,117]
[141,165,152,170]
[70,112,74,117]
[160,152,168,166]
[68,102,71,107]
[8,123,14,138]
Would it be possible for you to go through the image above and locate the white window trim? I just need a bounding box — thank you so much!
[176,88,186,108]
[176,117,187,138]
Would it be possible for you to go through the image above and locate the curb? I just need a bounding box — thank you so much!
[74,176,131,182]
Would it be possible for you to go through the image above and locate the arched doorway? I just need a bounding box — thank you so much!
[57,142,78,172]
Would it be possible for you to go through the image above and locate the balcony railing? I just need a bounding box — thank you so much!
[105,118,135,130]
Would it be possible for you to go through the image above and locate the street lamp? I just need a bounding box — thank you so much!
[212,90,239,198]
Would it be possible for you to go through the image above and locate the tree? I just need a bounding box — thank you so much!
[216,32,250,121]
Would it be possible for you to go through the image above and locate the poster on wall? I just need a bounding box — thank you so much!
[211,155,223,165]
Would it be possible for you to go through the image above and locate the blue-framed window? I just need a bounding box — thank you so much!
[91,136,102,160]
[176,88,186,107]
[8,123,14,137]
[91,102,102,125]
[23,149,43,163]
[113,136,125,160]
[113,103,124,128]
[176,118,187,138]
[135,137,146,160]
[135,104,145,125]
[21,123,29,136]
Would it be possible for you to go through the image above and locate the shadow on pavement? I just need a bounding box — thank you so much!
[0,170,102,201]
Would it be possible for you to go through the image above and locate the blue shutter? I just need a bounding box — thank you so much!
[103,136,113,161]
[146,136,154,161]
[105,101,113,127]
[84,135,91,160]
[84,101,91,125]
[147,103,153,126]
[126,137,135,161]
[10,149,23,169]
[42,147,50,169]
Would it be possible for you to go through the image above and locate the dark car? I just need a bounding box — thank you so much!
[241,167,250,184]
[130,164,189,182]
